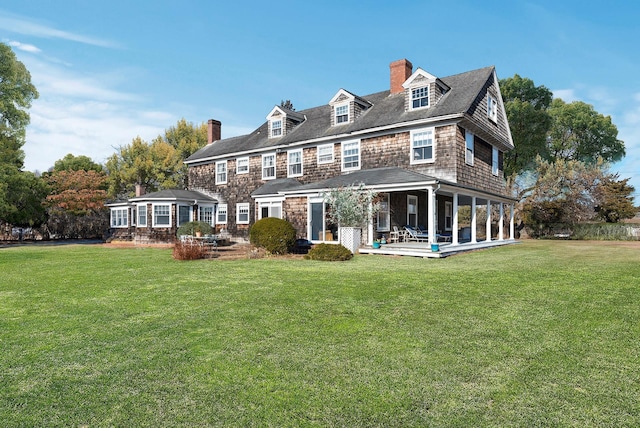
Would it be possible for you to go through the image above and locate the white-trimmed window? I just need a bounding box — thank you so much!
[407,195,418,228]
[492,147,499,176]
[237,203,250,224]
[377,193,390,232]
[262,153,276,180]
[259,201,283,219]
[488,95,498,122]
[110,207,128,228]
[216,204,227,224]
[236,157,249,174]
[410,127,435,163]
[216,160,227,184]
[445,201,453,231]
[271,119,282,137]
[153,204,171,227]
[465,130,474,166]
[178,205,191,226]
[137,204,147,227]
[335,104,349,124]
[199,206,214,225]
[288,149,303,177]
[342,140,360,171]
[411,86,429,109]
[317,143,334,164]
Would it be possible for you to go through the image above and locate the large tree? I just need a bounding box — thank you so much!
[547,98,625,165]
[499,74,553,178]
[44,168,109,239]
[521,156,604,236]
[107,119,207,198]
[0,42,43,228]
[594,174,637,223]
[52,153,104,173]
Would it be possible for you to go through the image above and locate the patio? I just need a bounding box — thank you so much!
[358,238,519,258]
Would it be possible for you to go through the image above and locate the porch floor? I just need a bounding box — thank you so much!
[358,239,518,258]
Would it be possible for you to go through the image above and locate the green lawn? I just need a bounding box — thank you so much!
[1,241,639,427]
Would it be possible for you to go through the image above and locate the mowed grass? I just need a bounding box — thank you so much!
[1,241,639,427]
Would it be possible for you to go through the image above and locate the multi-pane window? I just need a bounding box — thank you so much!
[445,201,453,231]
[342,140,360,171]
[487,95,498,122]
[259,202,282,219]
[111,208,128,227]
[317,143,334,164]
[492,147,499,176]
[199,206,214,225]
[216,160,227,184]
[411,128,434,163]
[237,203,250,224]
[335,104,349,124]
[271,119,282,137]
[236,157,249,174]
[262,153,276,179]
[153,204,171,227]
[216,204,227,224]
[377,193,390,232]
[465,131,474,166]
[288,149,302,177]
[137,205,147,227]
[411,86,429,109]
[178,205,191,226]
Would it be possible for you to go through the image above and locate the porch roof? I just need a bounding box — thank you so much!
[128,189,217,204]
[251,178,304,197]
[281,167,440,195]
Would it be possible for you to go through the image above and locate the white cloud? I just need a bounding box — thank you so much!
[0,11,118,48]
[552,88,577,102]
[6,39,40,53]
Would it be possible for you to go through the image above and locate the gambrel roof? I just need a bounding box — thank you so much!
[186,65,511,164]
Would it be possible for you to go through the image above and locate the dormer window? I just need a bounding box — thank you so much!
[402,68,448,112]
[329,89,371,127]
[271,119,282,137]
[335,104,349,124]
[266,106,304,139]
[411,87,429,109]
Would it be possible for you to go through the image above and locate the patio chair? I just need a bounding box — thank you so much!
[389,226,404,243]
[404,225,429,242]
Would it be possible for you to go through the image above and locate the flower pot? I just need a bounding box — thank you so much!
[372,242,381,249]
[431,243,440,252]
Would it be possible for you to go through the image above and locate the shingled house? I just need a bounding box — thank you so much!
[183,59,516,249]
[109,59,517,249]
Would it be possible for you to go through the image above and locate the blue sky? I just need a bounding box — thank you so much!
[2,1,639,197]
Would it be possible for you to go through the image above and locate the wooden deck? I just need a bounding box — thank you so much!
[358,239,519,258]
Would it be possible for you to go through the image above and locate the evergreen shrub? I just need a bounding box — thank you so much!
[249,217,296,254]
[304,243,353,261]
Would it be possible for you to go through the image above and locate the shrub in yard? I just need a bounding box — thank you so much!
[172,241,207,260]
[177,221,212,237]
[249,217,296,255]
[304,243,353,261]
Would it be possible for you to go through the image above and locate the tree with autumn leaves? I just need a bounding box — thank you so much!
[42,156,109,239]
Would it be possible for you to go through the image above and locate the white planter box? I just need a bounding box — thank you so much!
[339,227,361,254]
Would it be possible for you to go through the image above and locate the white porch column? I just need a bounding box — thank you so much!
[485,200,492,242]
[452,193,459,245]
[471,196,477,243]
[367,200,374,245]
[499,203,505,241]
[427,186,435,244]
[510,203,515,240]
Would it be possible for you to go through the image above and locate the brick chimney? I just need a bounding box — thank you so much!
[135,183,145,197]
[390,59,413,94]
[207,119,221,144]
